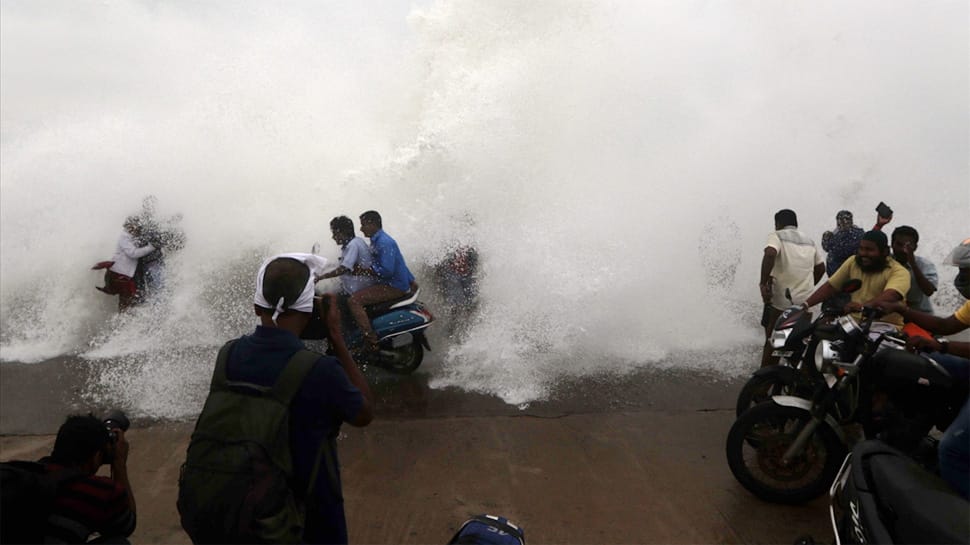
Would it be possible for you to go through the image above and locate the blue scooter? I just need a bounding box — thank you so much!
[301,289,434,374]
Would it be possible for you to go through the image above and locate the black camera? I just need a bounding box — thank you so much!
[103,410,130,443]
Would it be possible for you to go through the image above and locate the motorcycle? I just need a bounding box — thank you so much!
[736,282,860,416]
[726,305,965,504]
[300,289,434,375]
[828,439,968,545]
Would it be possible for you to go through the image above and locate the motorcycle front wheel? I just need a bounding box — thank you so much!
[735,370,815,417]
[726,402,845,504]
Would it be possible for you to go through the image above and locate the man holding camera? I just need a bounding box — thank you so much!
[41,414,137,543]
[890,225,938,313]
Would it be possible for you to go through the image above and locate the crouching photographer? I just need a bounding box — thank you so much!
[0,413,137,544]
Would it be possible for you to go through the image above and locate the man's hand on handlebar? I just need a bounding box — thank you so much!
[872,301,906,316]
[906,335,942,354]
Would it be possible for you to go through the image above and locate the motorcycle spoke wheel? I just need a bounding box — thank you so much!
[726,403,845,504]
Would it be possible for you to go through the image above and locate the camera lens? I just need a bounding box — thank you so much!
[103,410,130,433]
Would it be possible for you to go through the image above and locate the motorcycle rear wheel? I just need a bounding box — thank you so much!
[726,402,845,504]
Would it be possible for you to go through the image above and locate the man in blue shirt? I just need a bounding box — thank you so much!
[347,210,416,351]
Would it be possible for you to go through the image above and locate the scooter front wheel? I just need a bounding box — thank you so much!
[726,402,845,504]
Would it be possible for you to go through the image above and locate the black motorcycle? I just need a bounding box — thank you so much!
[828,439,968,545]
[726,306,965,504]
[735,283,859,416]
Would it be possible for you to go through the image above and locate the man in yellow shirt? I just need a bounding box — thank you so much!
[802,230,911,327]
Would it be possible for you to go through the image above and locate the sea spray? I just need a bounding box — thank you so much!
[1,1,966,417]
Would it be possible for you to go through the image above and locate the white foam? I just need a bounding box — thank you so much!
[1,1,966,413]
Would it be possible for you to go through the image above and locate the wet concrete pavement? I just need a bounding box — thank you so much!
[0,355,833,544]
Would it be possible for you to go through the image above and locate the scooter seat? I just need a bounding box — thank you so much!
[857,441,969,545]
[364,288,420,317]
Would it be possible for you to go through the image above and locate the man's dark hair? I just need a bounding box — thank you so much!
[774,209,798,228]
[359,210,382,228]
[862,230,889,250]
[891,225,919,244]
[50,414,111,465]
[258,258,310,313]
[329,216,355,238]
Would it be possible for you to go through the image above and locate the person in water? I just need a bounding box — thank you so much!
[98,216,156,311]
[346,210,416,352]
[134,195,185,298]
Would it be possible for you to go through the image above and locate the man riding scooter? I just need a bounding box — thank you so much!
[345,211,417,353]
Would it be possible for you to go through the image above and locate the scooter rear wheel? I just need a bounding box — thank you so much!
[379,341,424,374]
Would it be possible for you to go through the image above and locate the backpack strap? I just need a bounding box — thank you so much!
[209,340,238,392]
[269,349,319,405]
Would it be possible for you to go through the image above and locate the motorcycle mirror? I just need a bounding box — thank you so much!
[841,279,862,294]
[311,242,320,255]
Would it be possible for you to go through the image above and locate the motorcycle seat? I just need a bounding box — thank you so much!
[873,348,953,390]
[857,441,969,545]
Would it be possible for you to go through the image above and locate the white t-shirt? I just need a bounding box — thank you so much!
[109,232,155,278]
[766,227,823,310]
[340,237,377,294]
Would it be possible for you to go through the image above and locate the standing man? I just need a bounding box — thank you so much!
[821,210,864,276]
[347,210,416,352]
[179,254,373,544]
[319,216,376,296]
[802,230,911,328]
[759,209,825,367]
[890,225,938,314]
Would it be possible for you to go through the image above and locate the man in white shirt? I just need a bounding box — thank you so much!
[759,209,825,367]
[107,216,156,311]
[319,216,376,296]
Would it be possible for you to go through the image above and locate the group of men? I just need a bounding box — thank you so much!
[760,207,970,499]
[759,208,945,367]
